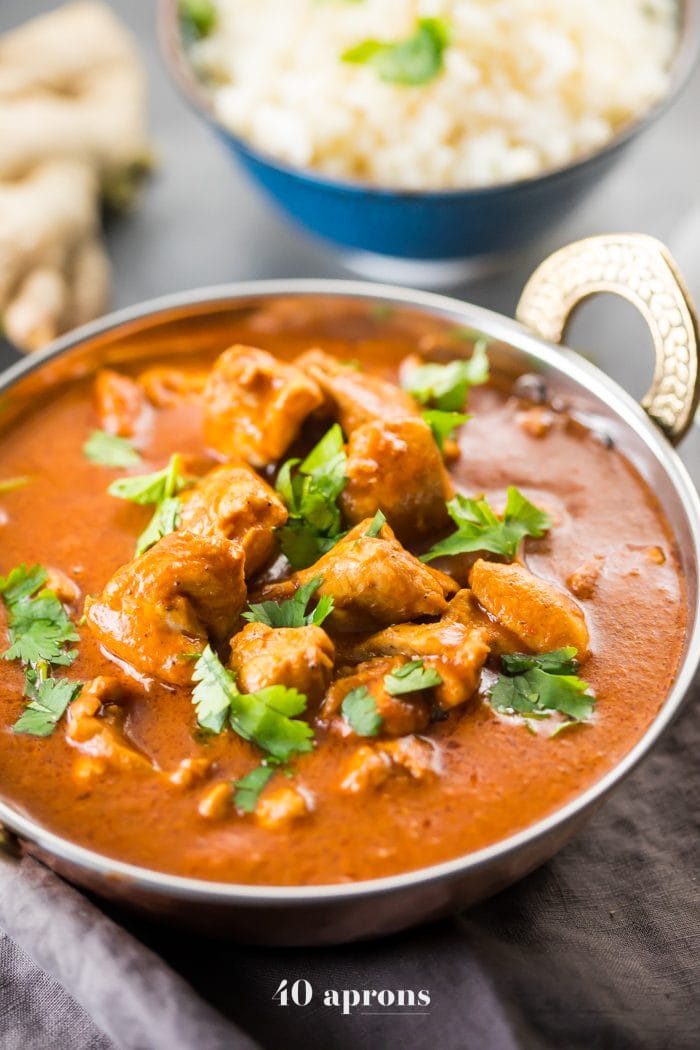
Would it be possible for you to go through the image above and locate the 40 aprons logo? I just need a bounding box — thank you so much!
[273,978,431,1016]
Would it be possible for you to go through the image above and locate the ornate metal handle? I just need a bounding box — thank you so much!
[516,234,700,445]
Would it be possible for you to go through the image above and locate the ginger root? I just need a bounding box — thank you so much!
[0,1,152,352]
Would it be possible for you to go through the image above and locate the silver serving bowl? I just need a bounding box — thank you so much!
[0,234,698,944]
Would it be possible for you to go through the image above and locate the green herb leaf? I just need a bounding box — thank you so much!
[135,497,182,557]
[341,686,383,737]
[342,17,450,86]
[384,659,443,696]
[403,341,489,410]
[0,476,32,495]
[365,510,387,537]
[12,677,82,737]
[1,568,78,668]
[179,0,217,38]
[422,410,470,451]
[423,486,551,562]
[243,575,334,629]
[489,648,595,724]
[0,564,47,605]
[276,425,348,570]
[501,647,579,676]
[191,646,315,761]
[83,431,141,469]
[232,765,276,814]
[108,453,188,505]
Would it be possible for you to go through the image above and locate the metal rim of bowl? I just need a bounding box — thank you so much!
[158,0,700,200]
[0,277,699,905]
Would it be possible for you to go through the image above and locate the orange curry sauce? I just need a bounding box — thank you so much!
[0,300,686,884]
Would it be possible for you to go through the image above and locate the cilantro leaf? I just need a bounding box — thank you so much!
[1,570,79,668]
[12,678,82,737]
[365,510,387,537]
[243,575,333,629]
[422,410,470,451]
[501,648,579,676]
[341,686,383,737]
[83,431,141,468]
[179,0,217,38]
[384,659,443,696]
[108,454,188,505]
[422,486,551,562]
[135,497,182,557]
[489,648,595,724]
[0,564,47,605]
[342,17,450,86]
[403,341,489,411]
[232,765,275,814]
[276,425,348,570]
[109,455,190,556]
[191,646,315,761]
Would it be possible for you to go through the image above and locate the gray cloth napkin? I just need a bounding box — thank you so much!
[1,673,698,1050]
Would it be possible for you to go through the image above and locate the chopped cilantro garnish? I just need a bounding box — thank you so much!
[0,476,32,495]
[342,17,450,86]
[0,565,79,667]
[384,659,443,696]
[179,0,217,38]
[422,410,470,451]
[83,431,141,469]
[243,575,333,629]
[422,486,551,562]
[109,454,190,556]
[191,646,315,761]
[1,565,82,737]
[12,677,82,737]
[403,341,489,411]
[365,510,387,537]
[341,686,383,737]
[489,647,595,724]
[232,765,275,814]
[276,425,348,570]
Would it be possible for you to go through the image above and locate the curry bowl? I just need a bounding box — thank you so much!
[0,234,698,945]
[159,0,700,276]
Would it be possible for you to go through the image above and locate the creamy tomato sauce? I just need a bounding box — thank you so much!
[0,300,686,885]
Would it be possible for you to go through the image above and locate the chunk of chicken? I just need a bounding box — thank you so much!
[322,656,432,737]
[45,566,81,606]
[297,348,418,434]
[255,785,310,830]
[203,345,323,466]
[94,368,149,439]
[339,736,440,795]
[66,676,152,779]
[443,588,522,656]
[138,366,208,408]
[254,519,457,633]
[229,621,335,707]
[343,620,489,711]
[469,559,590,656]
[179,462,287,577]
[85,531,246,685]
[340,417,452,542]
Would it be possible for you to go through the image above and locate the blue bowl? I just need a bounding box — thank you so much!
[160,0,699,265]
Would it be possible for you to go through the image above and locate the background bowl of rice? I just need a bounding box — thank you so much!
[160,0,699,277]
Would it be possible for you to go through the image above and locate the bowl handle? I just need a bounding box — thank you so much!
[516,234,700,445]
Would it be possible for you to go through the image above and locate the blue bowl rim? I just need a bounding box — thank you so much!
[158,0,700,201]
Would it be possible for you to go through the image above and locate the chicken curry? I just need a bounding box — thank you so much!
[0,299,686,885]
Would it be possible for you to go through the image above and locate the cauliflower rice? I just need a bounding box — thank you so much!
[190,0,679,190]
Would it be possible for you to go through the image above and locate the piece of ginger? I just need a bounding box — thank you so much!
[0,1,152,352]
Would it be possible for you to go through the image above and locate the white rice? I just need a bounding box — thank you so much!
[191,0,679,190]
